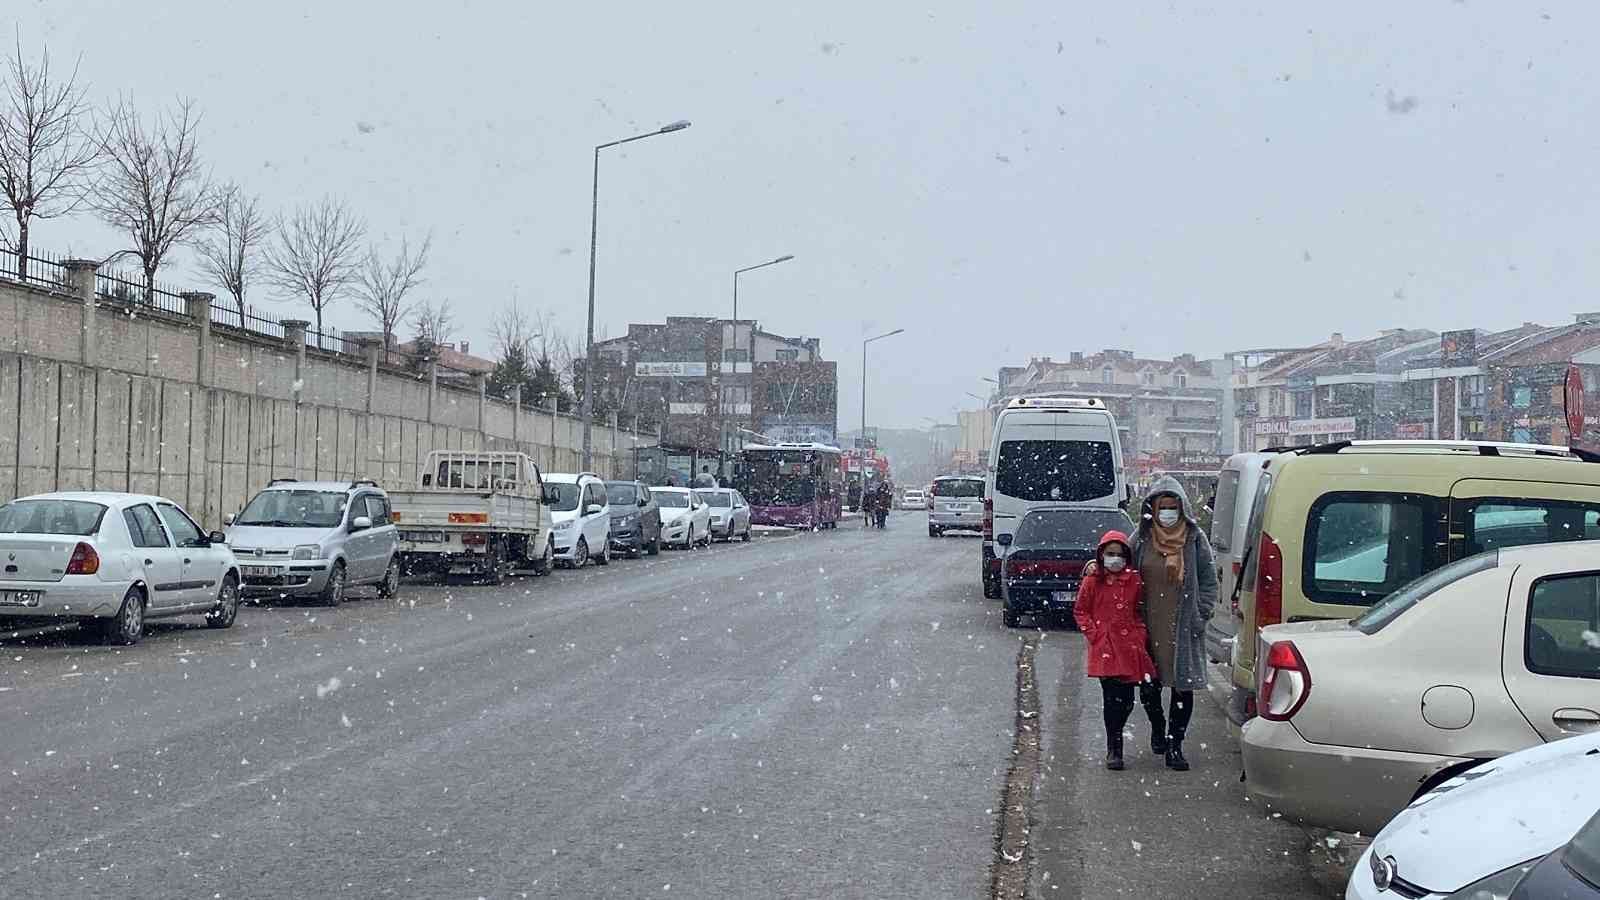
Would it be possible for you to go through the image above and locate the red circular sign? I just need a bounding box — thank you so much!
[1565,364,1585,444]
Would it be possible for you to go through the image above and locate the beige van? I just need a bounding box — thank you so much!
[1231,440,1600,721]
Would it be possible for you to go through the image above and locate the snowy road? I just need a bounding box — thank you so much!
[1,513,1326,898]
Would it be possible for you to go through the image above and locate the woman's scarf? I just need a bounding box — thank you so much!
[1150,514,1187,584]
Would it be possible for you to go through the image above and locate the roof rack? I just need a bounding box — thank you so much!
[350,479,380,489]
[267,477,299,486]
[1299,439,1600,463]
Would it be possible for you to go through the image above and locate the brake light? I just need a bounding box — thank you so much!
[65,542,100,575]
[982,497,994,541]
[460,533,488,545]
[448,512,489,524]
[1008,560,1086,579]
[1230,561,1243,616]
[1257,640,1311,721]
[1255,532,1283,629]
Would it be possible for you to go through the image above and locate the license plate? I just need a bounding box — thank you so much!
[242,565,279,578]
[0,589,39,607]
[947,504,970,512]
[402,531,446,543]
[1051,591,1075,604]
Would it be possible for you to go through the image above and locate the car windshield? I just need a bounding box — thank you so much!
[606,484,639,506]
[933,480,984,498]
[1015,509,1135,547]
[547,483,582,512]
[0,499,106,535]
[236,490,348,528]
[653,491,689,509]
[700,492,731,508]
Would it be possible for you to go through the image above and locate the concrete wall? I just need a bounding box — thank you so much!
[0,276,651,528]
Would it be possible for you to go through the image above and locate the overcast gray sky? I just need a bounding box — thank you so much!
[8,2,1599,429]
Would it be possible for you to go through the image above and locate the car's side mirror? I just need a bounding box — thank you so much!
[208,530,228,545]
[585,504,604,516]
[351,515,373,531]
[421,473,433,487]
[997,533,1013,547]
[639,497,650,508]
[223,513,236,526]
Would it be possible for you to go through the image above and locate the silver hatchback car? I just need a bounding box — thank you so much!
[928,476,985,536]
[226,480,400,605]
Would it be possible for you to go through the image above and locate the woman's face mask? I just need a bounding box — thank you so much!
[1157,508,1181,528]
[1102,553,1126,573]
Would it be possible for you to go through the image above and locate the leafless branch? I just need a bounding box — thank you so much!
[412,297,455,346]
[194,183,267,321]
[89,96,217,300]
[262,195,366,343]
[0,36,100,279]
[490,301,536,360]
[355,232,431,351]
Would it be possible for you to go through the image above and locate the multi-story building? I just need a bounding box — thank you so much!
[995,350,1226,469]
[590,316,835,457]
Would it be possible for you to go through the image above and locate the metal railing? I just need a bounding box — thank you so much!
[0,247,70,289]
[94,267,189,318]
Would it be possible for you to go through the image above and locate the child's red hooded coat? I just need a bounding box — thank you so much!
[1073,530,1157,683]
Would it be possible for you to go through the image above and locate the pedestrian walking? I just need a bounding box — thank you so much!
[1129,475,1218,771]
[1073,530,1157,771]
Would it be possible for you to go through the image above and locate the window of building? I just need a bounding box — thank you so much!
[723,348,750,363]
[1174,371,1187,388]
[1293,391,1313,418]
[1141,371,1155,385]
[1462,375,1487,411]
[723,385,749,405]
[775,348,799,362]
[1512,386,1533,409]
[817,384,834,404]
[1101,367,1114,384]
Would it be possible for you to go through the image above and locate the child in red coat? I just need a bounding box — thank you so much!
[1073,530,1157,771]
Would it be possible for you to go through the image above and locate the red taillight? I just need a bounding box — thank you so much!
[1257,639,1311,721]
[1254,532,1283,629]
[1009,560,1086,578]
[460,533,487,546]
[65,542,99,575]
[982,497,994,541]
[1230,561,1243,616]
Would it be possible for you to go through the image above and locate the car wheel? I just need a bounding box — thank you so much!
[1002,605,1020,628]
[573,538,589,568]
[983,571,1000,600]
[320,561,347,607]
[377,558,401,598]
[205,575,240,629]
[647,534,661,556]
[100,587,147,645]
[929,525,940,537]
[533,539,555,575]
[594,541,610,566]
[741,525,752,542]
[685,526,695,549]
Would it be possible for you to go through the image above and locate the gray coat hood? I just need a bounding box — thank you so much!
[1139,474,1198,528]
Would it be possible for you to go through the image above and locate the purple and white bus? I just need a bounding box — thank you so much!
[737,443,844,530]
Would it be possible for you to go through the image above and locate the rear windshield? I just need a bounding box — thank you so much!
[933,479,984,498]
[1350,551,1499,634]
[995,440,1115,502]
[653,491,689,508]
[1015,509,1135,547]
[700,493,731,508]
[1210,469,1241,553]
[606,484,639,506]
[0,499,107,535]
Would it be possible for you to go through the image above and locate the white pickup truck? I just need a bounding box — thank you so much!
[388,451,556,583]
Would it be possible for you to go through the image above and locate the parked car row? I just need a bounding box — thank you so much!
[0,466,759,646]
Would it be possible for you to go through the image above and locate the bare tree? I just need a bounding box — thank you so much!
[194,183,267,321]
[490,300,536,359]
[355,232,431,354]
[263,196,365,347]
[412,297,455,345]
[90,97,217,301]
[0,38,99,280]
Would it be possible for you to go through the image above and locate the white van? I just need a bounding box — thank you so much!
[980,397,1127,598]
[1202,451,1283,666]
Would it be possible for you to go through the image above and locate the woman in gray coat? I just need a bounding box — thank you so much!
[1128,475,1218,771]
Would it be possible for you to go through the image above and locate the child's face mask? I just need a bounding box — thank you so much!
[1102,554,1126,573]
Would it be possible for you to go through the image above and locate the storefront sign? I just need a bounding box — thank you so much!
[636,361,708,377]
[668,402,706,415]
[1395,422,1432,439]
[1259,417,1356,437]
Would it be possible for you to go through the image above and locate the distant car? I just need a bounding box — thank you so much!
[1346,730,1600,900]
[929,475,985,536]
[227,479,400,605]
[999,506,1135,628]
[900,490,925,511]
[605,480,662,558]
[0,492,241,644]
[652,488,711,549]
[1243,540,1600,837]
[697,489,752,542]
[545,472,611,568]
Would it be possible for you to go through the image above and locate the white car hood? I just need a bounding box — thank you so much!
[226,524,338,549]
[659,507,692,524]
[1372,731,1600,893]
[550,508,580,526]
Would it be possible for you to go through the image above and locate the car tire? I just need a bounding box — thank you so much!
[1002,605,1020,628]
[205,575,241,629]
[983,571,1000,600]
[594,542,610,566]
[99,587,146,645]
[320,561,347,607]
[684,526,694,550]
[377,558,401,598]
[929,525,941,537]
[740,525,752,542]
[573,538,590,569]
[646,534,661,556]
[532,539,555,576]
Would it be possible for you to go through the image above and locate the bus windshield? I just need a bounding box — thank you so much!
[743,451,817,506]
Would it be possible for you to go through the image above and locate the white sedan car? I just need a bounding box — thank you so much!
[1347,730,1600,900]
[0,492,242,644]
[651,488,711,549]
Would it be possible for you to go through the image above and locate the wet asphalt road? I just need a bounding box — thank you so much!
[1,513,1327,899]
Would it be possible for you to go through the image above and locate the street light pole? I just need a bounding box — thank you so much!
[860,327,905,451]
[581,119,691,471]
[730,254,795,445]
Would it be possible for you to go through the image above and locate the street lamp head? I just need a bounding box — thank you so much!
[888,328,905,337]
[773,254,795,264]
[660,120,692,133]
